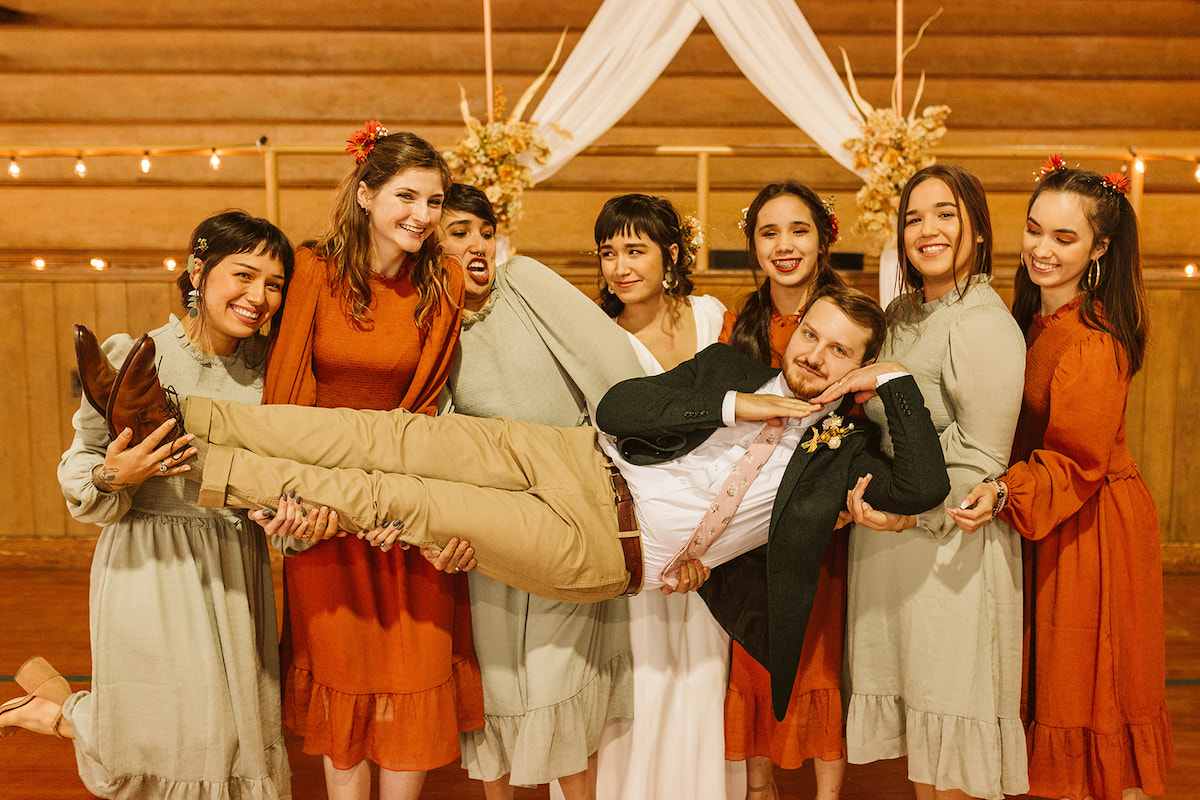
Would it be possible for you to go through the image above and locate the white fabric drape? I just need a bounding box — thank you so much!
[528,0,862,181]
[525,0,903,303]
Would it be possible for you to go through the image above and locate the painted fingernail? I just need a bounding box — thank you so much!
[288,489,295,499]
[300,508,307,518]
[263,509,275,518]
[392,520,403,528]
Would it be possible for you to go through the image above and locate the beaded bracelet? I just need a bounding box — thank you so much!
[983,477,1009,519]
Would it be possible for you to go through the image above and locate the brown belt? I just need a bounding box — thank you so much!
[605,464,642,597]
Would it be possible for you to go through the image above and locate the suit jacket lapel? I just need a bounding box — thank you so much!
[771,436,817,532]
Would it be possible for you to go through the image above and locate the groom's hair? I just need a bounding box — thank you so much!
[805,285,887,363]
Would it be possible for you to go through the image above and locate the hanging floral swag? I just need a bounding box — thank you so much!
[840,10,950,252]
[443,33,571,235]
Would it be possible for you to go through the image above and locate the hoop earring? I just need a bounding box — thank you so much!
[1083,257,1101,292]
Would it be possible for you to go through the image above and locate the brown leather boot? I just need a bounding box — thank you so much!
[74,324,118,418]
[107,334,184,447]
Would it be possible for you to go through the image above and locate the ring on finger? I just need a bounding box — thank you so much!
[158,460,170,473]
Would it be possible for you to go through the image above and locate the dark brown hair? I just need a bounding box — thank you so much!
[443,183,498,229]
[894,163,993,306]
[806,284,887,364]
[728,181,845,365]
[307,131,453,327]
[1012,166,1148,375]
[178,209,294,359]
[594,193,696,318]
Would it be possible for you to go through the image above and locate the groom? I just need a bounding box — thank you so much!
[89,285,948,715]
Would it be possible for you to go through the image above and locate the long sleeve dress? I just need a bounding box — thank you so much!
[719,308,846,768]
[844,275,1029,800]
[999,296,1174,800]
[58,316,290,799]
[265,248,483,772]
[595,293,747,800]
[449,256,641,787]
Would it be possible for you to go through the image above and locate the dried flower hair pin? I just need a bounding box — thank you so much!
[345,120,390,164]
[679,214,705,260]
[821,196,840,243]
[737,206,751,234]
[1035,153,1068,182]
[1100,172,1132,196]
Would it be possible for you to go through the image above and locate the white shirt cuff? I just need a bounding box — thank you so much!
[721,390,739,426]
[875,371,908,387]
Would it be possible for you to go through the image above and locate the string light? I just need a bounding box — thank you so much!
[163,258,177,271]
[1133,157,1145,174]
[140,152,151,174]
[31,258,45,270]
[1187,264,1197,278]
[90,258,107,270]
[74,157,87,178]
[7,157,18,178]
[1194,161,1200,184]
[209,148,220,170]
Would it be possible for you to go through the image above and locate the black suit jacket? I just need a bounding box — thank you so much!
[595,343,950,719]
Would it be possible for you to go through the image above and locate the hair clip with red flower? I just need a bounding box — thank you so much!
[1100,172,1132,196]
[1035,153,1068,182]
[821,196,840,243]
[345,121,390,164]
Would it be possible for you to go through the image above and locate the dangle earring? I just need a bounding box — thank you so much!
[185,254,201,318]
[1083,257,1101,292]
[661,270,676,291]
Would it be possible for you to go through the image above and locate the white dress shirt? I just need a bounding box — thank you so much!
[598,373,828,589]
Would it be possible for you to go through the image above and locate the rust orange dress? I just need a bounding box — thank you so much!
[718,309,846,767]
[264,247,484,772]
[1000,297,1174,800]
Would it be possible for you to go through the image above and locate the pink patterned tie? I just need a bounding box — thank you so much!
[659,422,782,589]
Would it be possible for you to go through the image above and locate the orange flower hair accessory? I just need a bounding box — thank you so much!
[1100,171,1132,196]
[1036,153,1068,181]
[821,196,840,243]
[345,121,389,164]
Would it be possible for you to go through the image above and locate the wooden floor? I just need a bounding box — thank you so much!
[1,568,1196,799]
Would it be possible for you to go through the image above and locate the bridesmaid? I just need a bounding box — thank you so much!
[832,164,1028,800]
[1,210,294,799]
[950,161,1175,800]
[266,123,482,800]
[590,193,738,800]
[718,181,847,800]
[434,183,641,799]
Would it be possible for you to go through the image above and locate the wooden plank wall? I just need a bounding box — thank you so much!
[1,268,1197,572]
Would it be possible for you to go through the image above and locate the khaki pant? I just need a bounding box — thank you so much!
[187,397,631,603]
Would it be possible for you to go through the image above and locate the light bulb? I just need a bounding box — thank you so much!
[140,153,151,174]
[1134,157,1145,174]
[1187,264,1197,278]
[164,258,177,271]
[7,157,18,178]
[90,258,106,270]
[1194,162,1200,183]
[74,157,87,178]
[31,258,45,269]
[209,149,220,170]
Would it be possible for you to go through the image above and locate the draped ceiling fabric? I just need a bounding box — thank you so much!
[526,0,901,304]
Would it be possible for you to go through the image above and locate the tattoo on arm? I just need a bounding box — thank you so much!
[92,465,133,493]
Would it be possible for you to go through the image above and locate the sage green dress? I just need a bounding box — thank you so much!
[57,316,288,799]
[844,276,1029,799]
[449,256,641,787]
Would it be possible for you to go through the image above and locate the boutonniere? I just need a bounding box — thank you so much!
[801,414,861,453]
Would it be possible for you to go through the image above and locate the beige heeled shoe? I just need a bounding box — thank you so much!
[0,657,71,738]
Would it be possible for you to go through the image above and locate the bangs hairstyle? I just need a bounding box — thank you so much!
[728,180,846,365]
[309,130,453,327]
[443,183,498,229]
[594,193,695,318]
[176,209,295,362]
[895,163,993,306]
[806,284,887,364]
[1012,166,1148,375]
